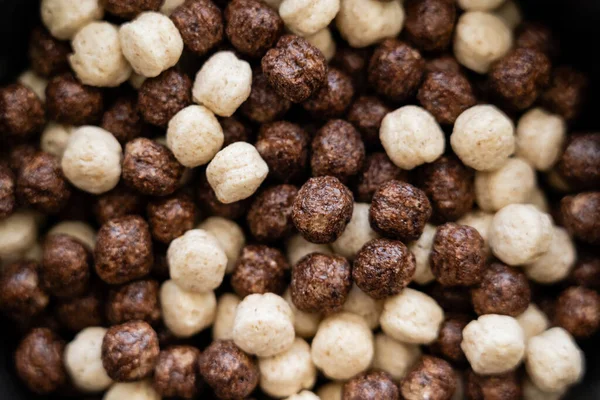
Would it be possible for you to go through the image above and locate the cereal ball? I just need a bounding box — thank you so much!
[147,192,198,244]
[46,73,104,125]
[48,220,96,250]
[220,116,251,146]
[527,186,550,213]
[457,0,504,11]
[369,180,432,242]
[336,0,404,48]
[255,121,309,182]
[40,123,73,158]
[286,234,332,266]
[233,293,295,357]
[0,211,38,259]
[471,262,530,316]
[522,378,565,400]
[17,71,48,103]
[199,340,259,399]
[106,279,161,326]
[284,289,321,338]
[247,185,298,243]
[515,108,566,171]
[404,0,456,52]
[306,28,336,61]
[287,391,320,400]
[241,71,291,123]
[347,97,391,148]
[342,284,383,329]
[417,70,477,125]
[408,223,436,285]
[332,47,369,85]
[225,0,282,57]
[15,328,66,394]
[430,283,474,313]
[101,97,143,145]
[557,133,600,189]
[526,327,584,392]
[160,280,216,337]
[372,333,421,381]
[153,346,201,399]
[368,40,425,102]
[570,253,600,290]
[355,153,408,203]
[102,0,163,18]
[343,371,399,400]
[262,34,327,103]
[213,293,241,340]
[515,22,556,56]
[198,217,245,274]
[456,210,493,256]
[311,312,373,379]
[105,380,161,400]
[302,68,354,119]
[461,314,525,375]
[430,315,470,364]
[28,26,70,77]
[540,66,588,121]
[41,0,104,40]
[40,234,90,298]
[554,286,600,339]
[279,0,338,37]
[515,304,549,342]
[0,165,15,219]
[401,356,456,400]
[524,226,576,284]
[454,12,512,73]
[561,192,600,245]
[0,261,48,319]
[64,327,113,392]
[425,55,462,74]
[197,174,251,218]
[94,185,144,225]
[138,68,192,127]
[0,84,45,139]
[55,288,104,332]
[465,369,521,400]
[8,144,38,174]
[232,245,287,297]
[332,203,379,260]
[206,142,269,204]
[171,0,223,55]
[318,383,343,400]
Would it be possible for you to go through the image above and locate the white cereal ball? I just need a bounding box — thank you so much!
[457,210,494,256]
[160,280,217,338]
[119,12,183,78]
[64,327,112,392]
[451,105,515,171]
[61,126,122,194]
[526,328,584,393]
[516,108,566,171]
[516,304,549,342]
[475,158,536,212]
[305,28,336,61]
[259,338,317,398]
[332,203,379,259]
[461,314,525,375]
[40,123,74,158]
[279,0,340,37]
[524,226,576,284]
[336,0,404,48]
[457,0,506,11]
[380,105,445,170]
[380,288,444,345]
[0,211,38,258]
[18,70,47,102]
[286,234,332,266]
[192,52,252,117]
[408,224,436,285]
[48,220,96,250]
[342,284,383,330]
[167,105,223,168]
[212,293,242,340]
[489,204,553,266]
[160,0,186,15]
[522,378,566,400]
[41,0,104,40]
[233,293,295,357]
[317,383,342,400]
[286,391,320,400]
[493,0,522,30]
[284,289,321,339]
[372,333,422,381]
[104,380,160,400]
[206,142,269,204]
[167,229,227,293]
[527,187,550,213]
[311,312,374,380]
[454,11,513,74]
[198,217,245,273]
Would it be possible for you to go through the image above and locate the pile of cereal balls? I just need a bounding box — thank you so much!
[0,0,598,398]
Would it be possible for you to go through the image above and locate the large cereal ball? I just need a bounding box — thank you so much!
[95,216,153,285]
[138,68,192,128]
[231,245,288,297]
[106,279,161,326]
[153,345,202,399]
[247,185,298,243]
[430,315,470,364]
[302,68,354,119]
[554,286,600,339]
[40,234,90,298]
[305,27,336,61]
[170,0,223,56]
[540,66,588,121]
[342,284,383,329]
[515,304,549,342]
[213,293,241,340]
[41,0,104,40]
[28,26,70,77]
[102,0,163,18]
[105,380,161,400]
[0,165,15,218]
[101,97,144,145]
[331,202,379,260]
[404,0,456,52]
[465,369,521,400]
[45,73,104,125]
[241,71,291,123]
[336,0,404,48]
[225,0,282,57]
[471,262,530,316]
[380,106,445,170]
[0,83,45,139]
[279,0,339,37]
[199,340,259,399]
[255,121,309,182]
[197,173,251,218]
[355,153,408,203]
[401,356,456,400]
[372,333,421,381]
[561,192,600,245]
[0,261,49,319]
[557,133,600,189]
[94,185,144,225]
[160,280,216,337]
[515,108,566,171]
[343,371,399,400]
[147,192,198,244]
[199,216,246,274]
[408,223,436,285]
[64,327,113,392]
[262,34,327,103]
[283,289,322,338]
[475,158,536,212]
[347,96,391,148]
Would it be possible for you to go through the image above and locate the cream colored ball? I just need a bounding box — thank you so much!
[284,289,321,339]
[457,210,494,257]
[48,220,96,250]
[475,158,536,212]
[305,28,336,61]
[285,391,320,400]
[457,0,506,11]
[212,293,241,340]
[18,71,47,102]
[524,226,576,284]
[198,217,245,274]
[317,382,342,400]
[104,380,160,400]
[40,123,74,159]
[286,234,332,267]
[342,284,383,330]
[160,280,216,338]
[527,187,550,213]
[522,377,566,400]
[279,0,340,37]
[336,0,404,48]
[372,333,422,381]
[493,0,522,30]
[41,0,104,40]
[516,108,566,171]
[0,211,38,258]
[332,203,379,260]
[64,327,113,392]
[516,304,549,342]
[408,223,436,285]
[160,0,186,15]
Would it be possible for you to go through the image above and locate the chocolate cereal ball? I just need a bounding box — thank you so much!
[28,26,70,77]
[343,371,400,400]
[404,0,456,52]
[561,192,600,245]
[0,83,45,139]
[430,315,469,364]
[554,286,600,338]
[101,96,144,145]
[401,356,457,400]
[425,55,462,74]
[197,173,250,219]
[147,192,198,244]
[220,116,251,146]
[465,369,521,400]
[94,185,145,225]
[557,133,600,190]
[541,66,588,121]
[471,262,530,317]
[417,71,477,125]
[45,73,104,125]
[171,0,224,56]
[302,68,354,118]
[231,245,288,297]
[0,165,15,218]
[106,279,161,326]
[102,0,163,18]
[570,253,600,290]
[515,22,558,57]
[241,71,291,123]
[55,288,104,332]
[355,153,408,203]
[138,68,192,128]
[8,143,38,174]
[153,346,202,399]
[430,283,473,313]
[0,261,49,319]
[347,96,391,148]
[41,234,90,298]
[247,185,298,243]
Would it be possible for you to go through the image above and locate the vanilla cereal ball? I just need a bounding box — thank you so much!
[380,105,445,170]
[213,293,242,340]
[286,234,332,266]
[342,284,383,330]
[317,382,343,400]
[332,203,379,260]
[490,204,553,266]
[516,304,549,342]
[336,0,404,48]
[160,0,185,15]
[475,158,536,212]
[284,289,321,339]
[206,142,269,204]
[457,210,494,256]
[18,70,47,102]
[454,11,513,73]
[167,105,224,168]
[286,391,320,400]
[49,220,96,250]
[461,314,525,375]
[104,380,160,400]
[64,327,113,392]
[311,312,374,380]
[524,226,576,284]
[0,211,38,258]
[458,0,505,11]
[233,293,295,357]
[40,123,74,158]
[279,0,339,37]
[516,108,566,171]
[41,0,104,40]
[408,223,436,285]
[160,280,217,338]
[527,187,550,213]
[522,378,566,400]
[305,28,336,61]
[198,217,245,274]
[119,12,183,78]
[451,105,515,171]
[493,0,522,30]
[192,52,252,117]
[373,333,422,381]
[526,328,584,392]
[61,126,122,194]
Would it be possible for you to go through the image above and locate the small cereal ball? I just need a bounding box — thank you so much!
[147,192,198,244]
[457,210,493,255]
[471,262,530,316]
[373,333,421,381]
[120,12,183,78]
[332,203,379,260]
[380,288,444,344]
[153,346,201,399]
[40,234,90,298]
[425,55,462,74]
[225,0,282,57]
[105,380,161,400]
[380,106,445,170]
[160,280,216,337]
[102,0,163,18]
[0,84,45,139]
[46,73,104,125]
[302,68,354,119]
[199,217,245,274]
[279,0,339,37]
[522,378,565,400]
[286,234,332,266]
[55,288,104,332]
[336,0,404,48]
[18,71,48,102]
[369,180,432,242]
[15,328,66,394]
[48,220,96,250]
[220,116,251,146]
[167,229,227,293]
[101,96,143,145]
[451,105,515,171]
[526,327,584,392]
[343,371,399,400]
[241,71,291,123]
[199,340,259,399]
[138,68,192,128]
[318,383,343,400]
[408,223,436,285]
[262,34,327,103]
[40,123,73,158]
[561,192,600,245]
[28,26,70,78]
[475,158,536,212]
[457,0,504,11]
[524,226,576,284]
[430,283,474,313]
[401,356,456,400]
[515,22,556,57]
[461,314,525,375]
[342,284,383,329]
[41,0,104,40]
[0,165,15,218]
[527,187,549,212]
[192,51,252,117]
[0,261,48,319]
[489,204,553,266]
[65,327,113,392]
[8,144,38,174]
[404,0,456,52]
[516,304,549,341]
[418,71,477,125]
[465,369,521,400]
[306,28,335,61]
[570,253,600,290]
[454,12,512,73]
[540,66,588,121]
[197,174,251,218]
[247,185,298,243]
[171,0,223,56]
[283,289,321,339]
[94,186,144,225]
[0,211,38,257]
[355,153,408,203]
[106,280,161,326]
[206,142,269,204]
[347,97,391,148]
[430,315,470,364]
[232,245,288,297]
[515,108,566,171]
[557,133,600,190]
[213,293,241,340]
[554,286,600,339]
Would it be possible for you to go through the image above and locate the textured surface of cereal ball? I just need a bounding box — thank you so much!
[8,144,37,175]
[105,380,161,400]
[106,280,161,326]
[303,68,354,118]
[94,185,144,225]
[404,0,456,52]
[332,46,369,85]
[343,371,399,400]
[540,66,588,121]
[56,289,104,331]
[64,327,113,392]
[241,71,291,123]
[461,314,525,375]
[430,315,470,364]
[0,165,15,219]
[456,210,493,256]
[198,217,245,273]
[465,369,521,400]
[197,173,251,218]
[262,34,327,103]
[557,133,600,189]
[255,121,309,182]
[475,158,536,212]
[425,55,462,74]
[279,0,338,37]
[102,0,163,18]
[225,0,282,57]
[232,245,288,297]
[332,203,379,260]
[101,97,143,145]
[247,185,298,243]
[471,262,530,316]
[0,84,45,139]
[306,28,336,61]
[347,97,390,148]
[199,340,259,399]
[41,0,104,40]
[342,284,383,329]
[169,0,223,56]
[138,68,192,127]
[0,261,48,319]
[373,333,421,381]
[336,0,404,48]
[561,192,600,245]
[516,108,566,171]
[515,304,549,341]
[153,346,201,399]
[554,286,600,338]
[355,153,408,203]
[418,70,477,125]
[46,73,104,125]
[147,192,197,243]
[408,223,436,285]
[28,26,70,77]
[160,280,216,337]
[40,123,73,158]
[213,293,241,340]
[48,220,96,250]
[286,234,332,266]
[524,226,576,284]
[40,234,90,298]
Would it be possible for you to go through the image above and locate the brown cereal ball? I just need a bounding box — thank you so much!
[417,71,477,125]
[138,68,192,128]
[332,46,369,91]
[15,328,66,395]
[368,39,425,102]
[302,68,354,118]
[28,26,70,78]
[430,283,473,313]
[401,356,457,400]
[102,320,160,382]
[101,97,144,145]
[465,369,521,400]
[554,286,600,338]
[95,215,154,285]
[41,234,90,298]
[0,261,49,319]
[292,176,354,244]
[45,73,104,125]
[430,315,470,364]
[425,55,462,74]
[291,252,352,314]
[355,153,408,203]
[0,164,16,218]
[404,0,456,52]
[231,245,288,297]
[515,22,557,58]
[147,192,198,244]
[94,185,145,225]
[199,340,259,400]
[171,0,224,56]
[561,192,600,245]
[262,34,327,103]
[225,0,283,58]
[55,289,104,332]
[541,66,588,121]
[247,185,298,243]
[471,262,530,317]
[153,346,202,399]
[220,116,252,146]
[343,371,400,400]
[197,174,250,219]
[353,238,416,300]
[241,71,291,123]
[347,96,391,148]
[8,143,38,174]
[369,180,432,242]
[0,83,45,139]
[101,0,163,18]
[106,279,161,326]
[570,254,600,290]
[557,133,600,190]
